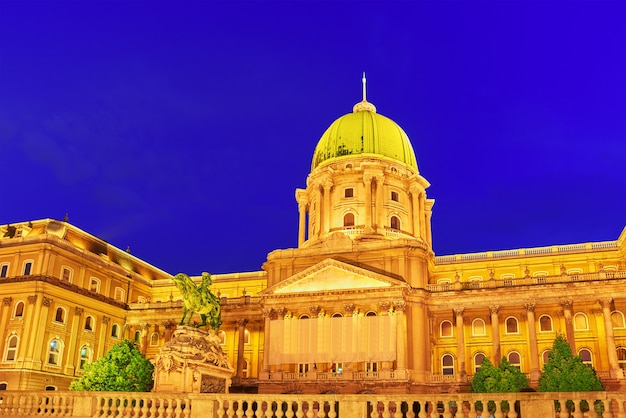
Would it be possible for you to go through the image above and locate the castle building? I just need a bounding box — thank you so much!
[1,78,625,393]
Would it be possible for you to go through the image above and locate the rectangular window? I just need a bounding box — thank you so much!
[0,264,8,278]
[391,191,399,201]
[344,188,354,198]
[23,262,32,276]
[61,267,72,281]
[89,278,100,293]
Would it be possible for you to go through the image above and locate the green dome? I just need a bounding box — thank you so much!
[311,102,418,171]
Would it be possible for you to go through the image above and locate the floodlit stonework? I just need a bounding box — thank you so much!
[0,82,625,394]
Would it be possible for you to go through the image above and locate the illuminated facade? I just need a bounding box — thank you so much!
[1,80,625,393]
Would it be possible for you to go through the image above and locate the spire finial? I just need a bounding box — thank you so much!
[353,72,377,113]
[362,72,367,102]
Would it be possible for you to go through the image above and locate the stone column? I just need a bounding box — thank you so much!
[599,298,622,378]
[322,179,333,234]
[410,186,421,238]
[65,307,83,374]
[297,201,307,246]
[375,175,385,232]
[524,301,540,382]
[99,316,110,357]
[236,318,248,379]
[454,307,466,380]
[419,193,426,239]
[425,202,433,248]
[364,175,373,232]
[262,308,272,373]
[489,305,501,365]
[0,298,12,346]
[24,295,45,368]
[394,301,408,371]
[560,299,575,350]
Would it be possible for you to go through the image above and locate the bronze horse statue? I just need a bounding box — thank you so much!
[172,272,222,330]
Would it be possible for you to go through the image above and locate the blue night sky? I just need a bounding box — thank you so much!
[1,1,625,275]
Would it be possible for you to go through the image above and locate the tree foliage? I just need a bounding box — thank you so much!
[537,335,603,392]
[471,357,530,393]
[69,340,154,392]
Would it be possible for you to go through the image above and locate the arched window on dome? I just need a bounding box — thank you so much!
[13,301,24,318]
[343,213,355,227]
[390,216,400,230]
[4,334,19,362]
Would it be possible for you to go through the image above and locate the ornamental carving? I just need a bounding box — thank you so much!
[454,307,465,317]
[489,305,500,315]
[524,301,536,312]
[262,307,273,319]
[27,295,37,304]
[599,298,613,309]
[343,303,356,314]
[394,300,407,312]
[378,301,391,312]
[560,299,573,310]
[42,297,53,307]
[102,316,110,324]
[236,318,248,328]
[75,307,84,316]
[309,306,321,316]
[3,297,12,306]
[155,326,232,372]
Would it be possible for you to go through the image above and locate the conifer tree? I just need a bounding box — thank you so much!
[537,335,603,392]
[70,340,154,392]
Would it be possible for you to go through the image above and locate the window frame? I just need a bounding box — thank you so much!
[508,351,522,370]
[343,212,355,227]
[54,307,66,324]
[539,315,553,332]
[390,215,400,230]
[89,277,101,294]
[390,190,399,202]
[13,300,25,318]
[473,352,486,373]
[4,334,19,362]
[78,345,92,370]
[61,266,73,282]
[0,263,9,278]
[47,339,63,366]
[472,318,486,336]
[574,312,589,331]
[505,316,519,334]
[441,354,455,376]
[344,188,354,198]
[22,260,33,276]
[440,320,453,337]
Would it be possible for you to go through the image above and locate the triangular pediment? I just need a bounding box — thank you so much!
[261,259,406,295]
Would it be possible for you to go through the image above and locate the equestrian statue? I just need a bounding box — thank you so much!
[172,272,222,330]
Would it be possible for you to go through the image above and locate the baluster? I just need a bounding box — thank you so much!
[225,399,236,418]
[253,401,264,418]
[275,401,285,418]
[285,401,295,418]
[571,399,584,418]
[493,398,504,418]
[158,397,168,417]
[216,398,226,418]
[323,401,333,418]
[132,397,141,417]
[615,395,626,418]
[295,400,304,418]
[141,396,150,416]
[442,399,453,418]
[316,400,326,418]
[507,398,518,418]
[466,399,477,418]
[417,400,428,418]
[381,400,391,418]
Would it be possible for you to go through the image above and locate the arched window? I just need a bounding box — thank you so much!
[137,296,147,303]
[472,318,486,336]
[617,347,626,370]
[114,287,125,302]
[0,383,7,390]
[84,316,94,331]
[61,266,73,282]
[578,348,593,366]
[539,315,553,332]
[505,317,519,334]
[365,311,377,317]
[13,301,25,318]
[299,314,310,319]
[89,277,101,293]
[574,313,589,331]
[390,216,400,230]
[150,332,159,346]
[331,312,343,318]
[22,260,33,276]
[442,354,455,375]
[111,324,120,339]
[4,334,19,362]
[47,339,62,366]
[440,320,453,337]
[508,351,521,370]
[611,311,625,329]
[134,331,141,342]
[79,345,92,369]
[54,307,66,324]
[218,330,226,345]
[473,352,486,373]
[542,350,551,366]
[343,213,355,227]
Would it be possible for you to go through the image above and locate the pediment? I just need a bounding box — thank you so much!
[261,259,406,295]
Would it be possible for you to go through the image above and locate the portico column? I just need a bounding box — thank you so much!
[364,175,373,232]
[525,301,540,382]
[262,308,272,373]
[0,298,12,344]
[599,298,622,378]
[560,299,575,350]
[455,308,466,380]
[394,301,408,371]
[379,301,392,371]
[236,318,248,379]
[64,307,83,374]
[24,295,43,367]
[489,305,501,365]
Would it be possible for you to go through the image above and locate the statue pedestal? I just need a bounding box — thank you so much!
[153,326,234,393]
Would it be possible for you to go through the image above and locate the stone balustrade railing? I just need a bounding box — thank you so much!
[1,391,625,417]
